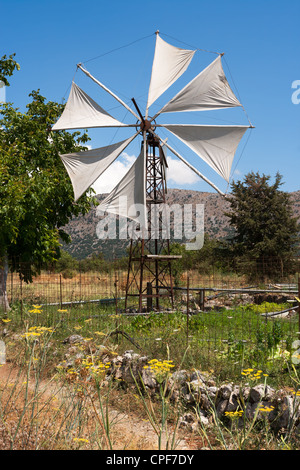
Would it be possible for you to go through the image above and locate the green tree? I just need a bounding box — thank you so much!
[0,88,97,310]
[225,172,299,280]
[0,53,20,87]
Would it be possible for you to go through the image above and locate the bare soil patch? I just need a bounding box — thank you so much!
[0,362,192,450]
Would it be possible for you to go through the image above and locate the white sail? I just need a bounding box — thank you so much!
[99,139,147,230]
[52,82,128,130]
[162,124,248,182]
[146,34,195,116]
[60,133,138,201]
[154,55,241,118]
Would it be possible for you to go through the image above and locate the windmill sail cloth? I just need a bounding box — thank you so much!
[162,124,248,182]
[156,55,241,116]
[146,35,195,112]
[52,82,128,130]
[99,146,147,230]
[60,134,138,201]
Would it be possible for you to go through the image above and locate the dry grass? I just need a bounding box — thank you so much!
[0,362,190,451]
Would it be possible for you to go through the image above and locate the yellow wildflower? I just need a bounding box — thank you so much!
[258,405,275,413]
[73,438,89,444]
[225,410,244,419]
[29,309,42,314]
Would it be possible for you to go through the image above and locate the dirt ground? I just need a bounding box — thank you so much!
[0,362,197,450]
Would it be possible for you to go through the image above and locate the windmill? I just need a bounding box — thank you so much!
[51,31,253,312]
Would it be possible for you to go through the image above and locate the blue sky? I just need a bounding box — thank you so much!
[1,0,299,195]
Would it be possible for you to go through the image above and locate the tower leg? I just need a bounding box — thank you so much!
[125,134,180,312]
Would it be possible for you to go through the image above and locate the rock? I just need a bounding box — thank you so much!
[245,402,255,420]
[184,393,196,405]
[198,411,209,426]
[123,350,140,361]
[250,384,266,403]
[275,395,300,430]
[188,379,206,393]
[181,413,195,423]
[199,393,211,411]
[141,368,157,389]
[264,385,276,401]
[179,413,195,432]
[226,392,239,412]
[217,399,228,416]
[179,412,205,432]
[63,334,84,344]
[242,386,251,401]
[171,370,188,384]
[207,386,218,401]
[190,370,215,387]
[219,383,233,400]
[249,384,276,403]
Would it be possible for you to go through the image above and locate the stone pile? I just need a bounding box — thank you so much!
[109,350,300,434]
[61,337,300,435]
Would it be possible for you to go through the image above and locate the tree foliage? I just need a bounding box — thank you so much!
[0,53,20,87]
[225,172,299,279]
[0,89,97,282]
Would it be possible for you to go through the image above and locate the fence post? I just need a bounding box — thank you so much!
[10,268,13,306]
[20,275,23,321]
[114,273,119,344]
[60,274,62,310]
[199,288,205,311]
[186,276,190,346]
[147,282,152,312]
[298,275,300,334]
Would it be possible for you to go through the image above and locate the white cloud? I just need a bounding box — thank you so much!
[166,156,199,186]
[91,152,136,194]
[91,152,200,195]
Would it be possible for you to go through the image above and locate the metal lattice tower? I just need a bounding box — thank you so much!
[125,127,181,312]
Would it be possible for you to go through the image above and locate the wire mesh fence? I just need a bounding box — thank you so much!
[2,259,300,377]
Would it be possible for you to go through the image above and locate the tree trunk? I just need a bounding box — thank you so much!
[0,255,10,312]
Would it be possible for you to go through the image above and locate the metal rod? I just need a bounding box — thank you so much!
[173,286,298,294]
[149,129,225,196]
[77,63,140,121]
[131,97,145,125]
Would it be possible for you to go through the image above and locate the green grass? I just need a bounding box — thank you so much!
[3,299,299,389]
[1,298,300,450]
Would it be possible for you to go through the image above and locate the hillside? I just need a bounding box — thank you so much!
[62,189,300,260]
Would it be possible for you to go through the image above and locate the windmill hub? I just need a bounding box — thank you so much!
[139,119,152,132]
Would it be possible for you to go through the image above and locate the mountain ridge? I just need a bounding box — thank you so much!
[62,188,300,260]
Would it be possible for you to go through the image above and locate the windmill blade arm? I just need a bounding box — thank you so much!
[145,32,195,119]
[151,55,242,122]
[61,131,139,201]
[160,124,249,183]
[77,63,140,121]
[149,130,225,196]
